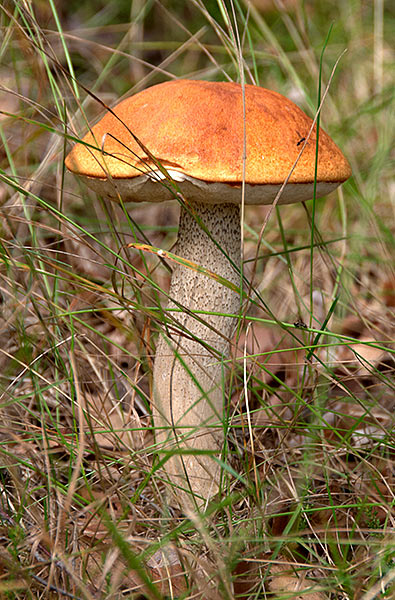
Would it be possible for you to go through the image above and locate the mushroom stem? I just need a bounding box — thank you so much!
[153,200,241,506]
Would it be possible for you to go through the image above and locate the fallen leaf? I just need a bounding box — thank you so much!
[268,562,326,600]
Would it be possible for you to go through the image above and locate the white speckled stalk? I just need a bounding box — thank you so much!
[153,200,241,507]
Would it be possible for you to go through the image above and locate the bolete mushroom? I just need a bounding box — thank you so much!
[65,79,351,506]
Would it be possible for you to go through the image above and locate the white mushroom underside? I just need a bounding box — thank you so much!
[80,169,342,205]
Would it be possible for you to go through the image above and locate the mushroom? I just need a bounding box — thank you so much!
[65,79,351,506]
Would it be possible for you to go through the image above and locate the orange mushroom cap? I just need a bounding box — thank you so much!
[66,79,351,204]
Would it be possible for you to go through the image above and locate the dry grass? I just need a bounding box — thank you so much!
[0,0,394,598]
